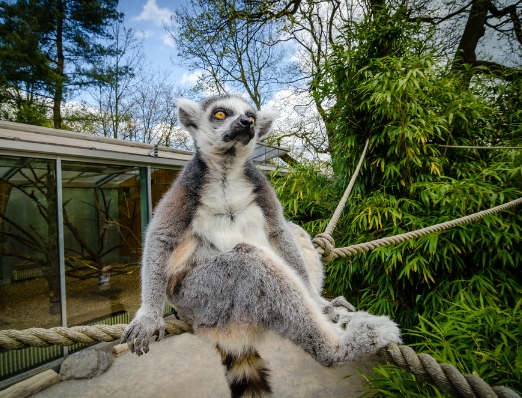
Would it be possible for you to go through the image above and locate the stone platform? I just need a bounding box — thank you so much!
[34,332,377,398]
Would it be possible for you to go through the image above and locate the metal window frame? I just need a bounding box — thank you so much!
[140,166,152,238]
[55,157,68,358]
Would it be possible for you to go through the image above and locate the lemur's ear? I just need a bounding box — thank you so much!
[256,110,280,138]
[176,98,202,134]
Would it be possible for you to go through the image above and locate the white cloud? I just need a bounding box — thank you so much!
[134,0,173,26]
[178,71,233,96]
[161,33,176,47]
[135,29,155,39]
[180,71,203,85]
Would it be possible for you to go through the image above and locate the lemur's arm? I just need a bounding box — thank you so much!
[121,159,203,355]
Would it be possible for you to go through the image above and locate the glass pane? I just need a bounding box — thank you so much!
[151,168,180,209]
[61,162,142,337]
[0,156,63,380]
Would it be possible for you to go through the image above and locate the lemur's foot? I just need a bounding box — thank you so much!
[120,312,165,356]
[324,296,356,328]
[334,310,401,364]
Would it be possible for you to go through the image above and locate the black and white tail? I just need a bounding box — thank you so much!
[216,345,272,398]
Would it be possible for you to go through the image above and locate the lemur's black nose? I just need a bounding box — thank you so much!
[239,115,253,127]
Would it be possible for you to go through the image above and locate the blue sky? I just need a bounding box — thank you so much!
[119,0,194,85]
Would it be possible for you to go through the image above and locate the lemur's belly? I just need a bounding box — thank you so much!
[191,180,270,253]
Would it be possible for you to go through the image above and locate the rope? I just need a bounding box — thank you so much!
[1,321,518,397]
[312,139,369,264]
[323,139,369,236]
[313,196,522,260]
[436,145,522,150]
[0,318,191,351]
[378,343,520,398]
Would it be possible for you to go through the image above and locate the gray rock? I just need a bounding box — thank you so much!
[59,348,114,380]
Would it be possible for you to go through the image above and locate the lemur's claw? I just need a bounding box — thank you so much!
[324,296,356,325]
[331,296,357,312]
[121,313,165,356]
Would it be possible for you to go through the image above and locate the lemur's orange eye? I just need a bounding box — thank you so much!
[251,117,255,124]
[214,111,226,119]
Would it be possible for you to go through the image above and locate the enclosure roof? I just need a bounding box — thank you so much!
[0,121,288,171]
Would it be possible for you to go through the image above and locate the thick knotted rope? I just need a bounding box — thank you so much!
[314,196,522,261]
[436,145,522,150]
[312,139,369,264]
[312,233,337,264]
[1,322,518,397]
[378,343,520,398]
[0,318,191,351]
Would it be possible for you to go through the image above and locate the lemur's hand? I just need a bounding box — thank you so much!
[334,310,402,364]
[121,311,165,356]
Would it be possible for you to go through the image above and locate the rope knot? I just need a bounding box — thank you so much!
[312,233,336,264]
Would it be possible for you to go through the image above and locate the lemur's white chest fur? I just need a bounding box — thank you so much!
[191,165,269,253]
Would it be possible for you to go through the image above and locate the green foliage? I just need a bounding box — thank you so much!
[274,7,522,396]
[366,298,522,396]
[0,94,51,126]
[363,365,448,397]
[271,161,335,234]
[411,300,522,389]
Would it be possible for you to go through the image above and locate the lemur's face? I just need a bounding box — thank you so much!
[177,94,279,158]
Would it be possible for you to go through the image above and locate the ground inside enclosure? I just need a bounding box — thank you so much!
[0,268,141,331]
[34,331,376,398]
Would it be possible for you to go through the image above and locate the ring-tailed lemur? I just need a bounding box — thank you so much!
[121,94,401,398]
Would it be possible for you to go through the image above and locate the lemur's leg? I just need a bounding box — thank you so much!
[174,243,401,370]
[286,222,357,324]
[286,222,324,293]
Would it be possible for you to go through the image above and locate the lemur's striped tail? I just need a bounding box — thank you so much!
[216,345,272,398]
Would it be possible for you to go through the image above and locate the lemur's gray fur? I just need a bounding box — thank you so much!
[121,94,401,398]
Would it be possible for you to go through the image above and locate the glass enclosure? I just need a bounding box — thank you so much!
[0,156,63,378]
[0,157,182,382]
[61,162,143,329]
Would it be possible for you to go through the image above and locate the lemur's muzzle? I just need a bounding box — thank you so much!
[223,115,255,145]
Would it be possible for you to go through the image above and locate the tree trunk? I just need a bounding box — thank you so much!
[53,0,65,129]
[44,162,61,315]
[451,0,490,87]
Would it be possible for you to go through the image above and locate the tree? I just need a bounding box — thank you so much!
[190,0,521,162]
[166,0,294,110]
[0,0,55,124]
[88,19,145,139]
[271,8,522,394]
[0,0,122,128]
[449,0,522,84]
[0,84,51,126]
[121,69,192,149]
[167,0,425,157]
